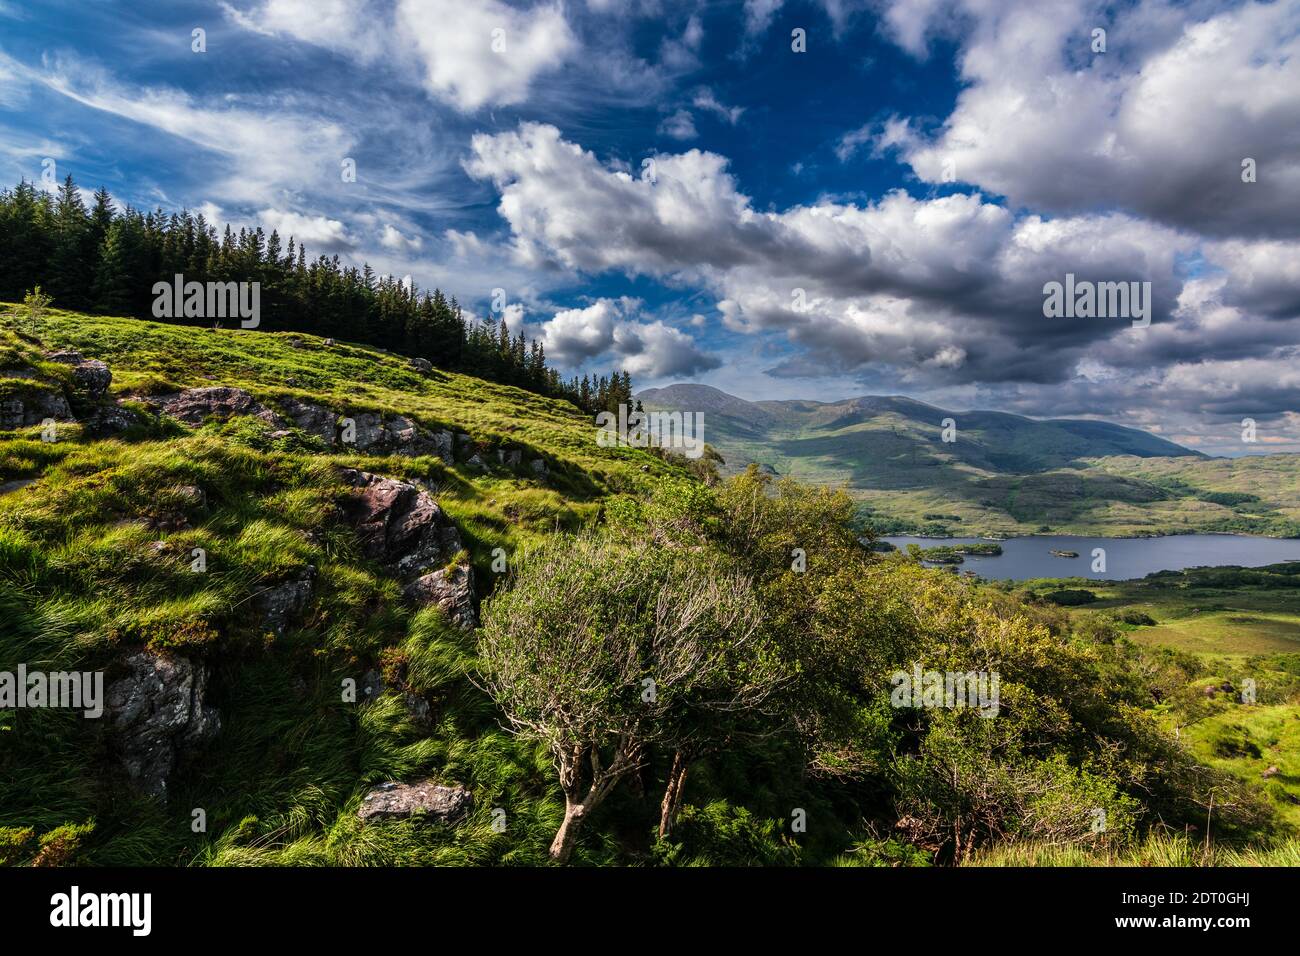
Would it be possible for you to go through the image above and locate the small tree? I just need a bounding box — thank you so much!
[19,286,53,336]
[478,534,777,863]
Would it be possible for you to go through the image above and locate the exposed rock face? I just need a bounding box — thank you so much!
[0,391,73,429]
[276,396,457,460]
[46,350,113,397]
[339,469,465,578]
[280,396,336,444]
[346,411,386,449]
[496,448,522,468]
[105,651,220,800]
[150,386,281,427]
[84,401,142,436]
[252,568,316,636]
[357,780,472,824]
[530,458,548,477]
[409,357,433,375]
[403,565,477,629]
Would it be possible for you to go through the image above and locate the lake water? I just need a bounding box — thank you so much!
[880,534,1300,581]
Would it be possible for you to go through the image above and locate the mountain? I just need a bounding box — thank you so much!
[639,384,1300,536]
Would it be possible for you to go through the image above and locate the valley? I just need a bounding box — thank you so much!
[639,384,1300,538]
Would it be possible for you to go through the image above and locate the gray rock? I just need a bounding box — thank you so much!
[409,357,433,375]
[403,693,432,728]
[280,397,337,445]
[345,412,385,450]
[0,391,73,429]
[357,780,472,824]
[85,401,141,435]
[0,478,35,496]
[338,469,465,579]
[46,350,112,397]
[496,448,522,468]
[403,565,477,629]
[430,430,454,462]
[105,651,220,801]
[151,387,282,427]
[465,453,486,470]
[360,668,386,702]
[385,415,419,452]
[251,569,315,636]
[529,458,548,477]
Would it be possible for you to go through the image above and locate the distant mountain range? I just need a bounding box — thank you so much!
[638,384,1300,537]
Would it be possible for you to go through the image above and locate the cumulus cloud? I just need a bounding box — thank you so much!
[878,0,1300,239]
[397,0,577,112]
[466,123,1208,385]
[534,298,720,378]
[227,0,578,112]
[258,208,353,251]
[379,223,424,253]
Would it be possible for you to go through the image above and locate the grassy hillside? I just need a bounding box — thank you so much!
[0,306,681,866]
[640,384,1300,537]
[2,308,1295,868]
[1002,565,1300,830]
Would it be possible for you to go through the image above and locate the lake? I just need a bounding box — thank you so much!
[880,533,1300,581]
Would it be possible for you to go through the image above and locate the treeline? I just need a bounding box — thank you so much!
[0,176,633,414]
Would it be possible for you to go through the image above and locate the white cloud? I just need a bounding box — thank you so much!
[534,298,719,377]
[692,87,744,124]
[380,223,424,253]
[22,53,353,206]
[258,208,352,250]
[658,109,698,140]
[881,0,1300,238]
[396,0,577,111]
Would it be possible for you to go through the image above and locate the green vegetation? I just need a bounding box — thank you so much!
[639,384,1300,538]
[998,565,1300,831]
[0,176,633,414]
[2,309,1295,867]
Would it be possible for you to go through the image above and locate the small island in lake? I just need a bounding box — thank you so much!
[1050,549,1080,558]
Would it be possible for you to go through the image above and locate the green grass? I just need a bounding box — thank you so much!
[644,388,1300,537]
[0,308,685,867]
[968,832,1300,867]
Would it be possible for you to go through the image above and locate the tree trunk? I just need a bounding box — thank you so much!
[658,750,689,839]
[549,798,587,863]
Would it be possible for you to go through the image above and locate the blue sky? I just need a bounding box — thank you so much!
[1,0,1298,454]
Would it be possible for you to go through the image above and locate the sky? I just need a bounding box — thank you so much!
[0,0,1298,455]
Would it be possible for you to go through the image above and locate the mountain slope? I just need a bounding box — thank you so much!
[639,383,1300,537]
[0,306,682,867]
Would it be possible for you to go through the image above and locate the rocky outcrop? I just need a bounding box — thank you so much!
[280,396,336,444]
[84,401,142,436]
[105,651,220,800]
[403,565,477,629]
[357,780,472,823]
[0,390,73,429]
[339,469,464,578]
[251,568,316,637]
[45,350,112,397]
[338,468,478,625]
[276,397,455,460]
[408,357,433,375]
[148,386,282,427]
